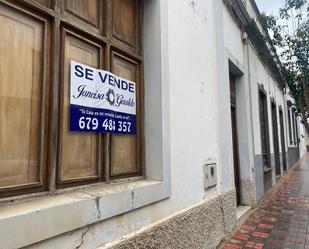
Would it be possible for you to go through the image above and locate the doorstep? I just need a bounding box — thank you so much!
[236,206,251,220]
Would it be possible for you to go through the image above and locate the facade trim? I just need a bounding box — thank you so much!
[223,0,285,90]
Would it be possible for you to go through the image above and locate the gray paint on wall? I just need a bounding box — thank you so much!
[254,154,264,202]
[254,149,300,203]
[254,153,283,201]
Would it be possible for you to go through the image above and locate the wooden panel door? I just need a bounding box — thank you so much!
[112,0,139,49]
[58,31,102,183]
[258,90,272,192]
[0,3,47,190]
[231,106,241,205]
[279,109,287,171]
[230,74,241,206]
[294,112,300,157]
[271,102,280,176]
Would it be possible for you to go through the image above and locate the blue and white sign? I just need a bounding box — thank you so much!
[70,61,136,134]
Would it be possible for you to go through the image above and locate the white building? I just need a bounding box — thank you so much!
[0,0,306,248]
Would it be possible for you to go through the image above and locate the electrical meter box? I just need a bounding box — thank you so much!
[203,163,217,189]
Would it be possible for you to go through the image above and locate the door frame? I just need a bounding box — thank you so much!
[258,84,272,192]
[229,73,241,206]
[279,106,287,171]
[270,99,281,176]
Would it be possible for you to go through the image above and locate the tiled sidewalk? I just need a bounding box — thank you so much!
[222,154,309,249]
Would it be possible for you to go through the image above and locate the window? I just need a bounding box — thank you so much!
[258,89,270,169]
[292,109,298,146]
[292,111,296,145]
[0,0,143,197]
[287,107,293,144]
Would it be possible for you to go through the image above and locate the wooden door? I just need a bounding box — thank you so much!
[230,74,241,206]
[271,102,280,176]
[258,90,272,192]
[294,112,300,157]
[279,109,287,171]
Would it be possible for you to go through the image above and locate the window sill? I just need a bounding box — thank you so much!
[288,145,298,148]
[0,179,170,249]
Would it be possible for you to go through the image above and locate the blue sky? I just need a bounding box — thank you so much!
[255,0,285,14]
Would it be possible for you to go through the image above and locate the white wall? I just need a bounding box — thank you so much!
[222,0,297,202]
[21,0,235,248]
[222,4,256,203]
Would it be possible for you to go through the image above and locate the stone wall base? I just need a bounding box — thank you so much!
[240,178,257,207]
[103,190,236,249]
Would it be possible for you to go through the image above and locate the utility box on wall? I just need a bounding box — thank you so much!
[203,163,217,189]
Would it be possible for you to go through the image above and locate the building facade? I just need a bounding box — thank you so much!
[0,0,306,248]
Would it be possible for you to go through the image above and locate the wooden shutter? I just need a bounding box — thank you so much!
[111,52,140,176]
[64,0,102,31]
[0,3,48,191]
[0,0,143,196]
[58,31,102,183]
[112,0,139,49]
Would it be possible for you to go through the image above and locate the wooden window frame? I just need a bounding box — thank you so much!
[0,0,144,198]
